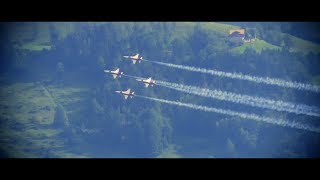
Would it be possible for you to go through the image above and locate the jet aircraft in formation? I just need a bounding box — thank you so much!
[123,53,144,64]
[104,68,124,79]
[136,77,156,88]
[115,88,135,100]
[105,53,155,100]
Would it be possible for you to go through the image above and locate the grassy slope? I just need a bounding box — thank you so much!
[172,22,240,39]
[10,22,76,51]
[201,23,320,55]
[202,22,241,35]
[289,34,320,54]
[46,84,90,118]
[262,30,320,55]
[312,76,320,86]
[230,39,282,54]
[0,81,60,157]
[20,43,52,51]
[171,22,195,40]
[228,32,320,55]
[51,22,76,40]
[0,78,90,157]
[172,22,282,54]
[0,82,55,124]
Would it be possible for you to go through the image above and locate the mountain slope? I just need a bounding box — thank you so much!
[230,39,282,54]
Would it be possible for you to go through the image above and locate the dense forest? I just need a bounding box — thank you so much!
[0,22,320,157]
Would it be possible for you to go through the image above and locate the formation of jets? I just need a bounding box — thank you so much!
[104,53,155,100]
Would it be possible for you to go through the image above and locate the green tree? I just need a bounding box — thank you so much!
[189,24,209,56]
[97,55,106,69]
[141,108,172,156]
[53,104,69,128]
[282,35,293,51]
[56,62,64,82]
[227,138,235,155]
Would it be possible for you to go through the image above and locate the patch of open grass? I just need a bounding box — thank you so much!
[0,125,65,157]
[52,150,89,158]
[263,30,320,55]
[51,22,76,40]
[0,82,56,124]
[19,42,51,51]
[172,22,240,40]
[202,22,241,35]
[230,39,282,54]
[46,85,89,108]
[289,34,320,55]
[9,22,77,52]
[312,76,320,86]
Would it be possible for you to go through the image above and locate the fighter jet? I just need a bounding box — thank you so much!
[104,68,124,79]
[136,77,156,88]
[123,53,144,64]
[115,88,135,100]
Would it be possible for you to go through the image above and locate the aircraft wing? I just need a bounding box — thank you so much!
[132,60,137,64]
[112,74,117,79]
[124,95,129,100]
[124,89,131,94]
[144,83,149,88]
[132,54,139,59]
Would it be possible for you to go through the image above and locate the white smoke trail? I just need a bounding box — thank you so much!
[135,95,320,133]
[146,60,320,93]
[156,80,320,117]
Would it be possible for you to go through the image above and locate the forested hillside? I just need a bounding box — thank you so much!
[0,22,320,158]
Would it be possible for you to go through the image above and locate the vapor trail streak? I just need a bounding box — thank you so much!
[156,80,320,117]
[145,60,320,93]
[136,95,320,133]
